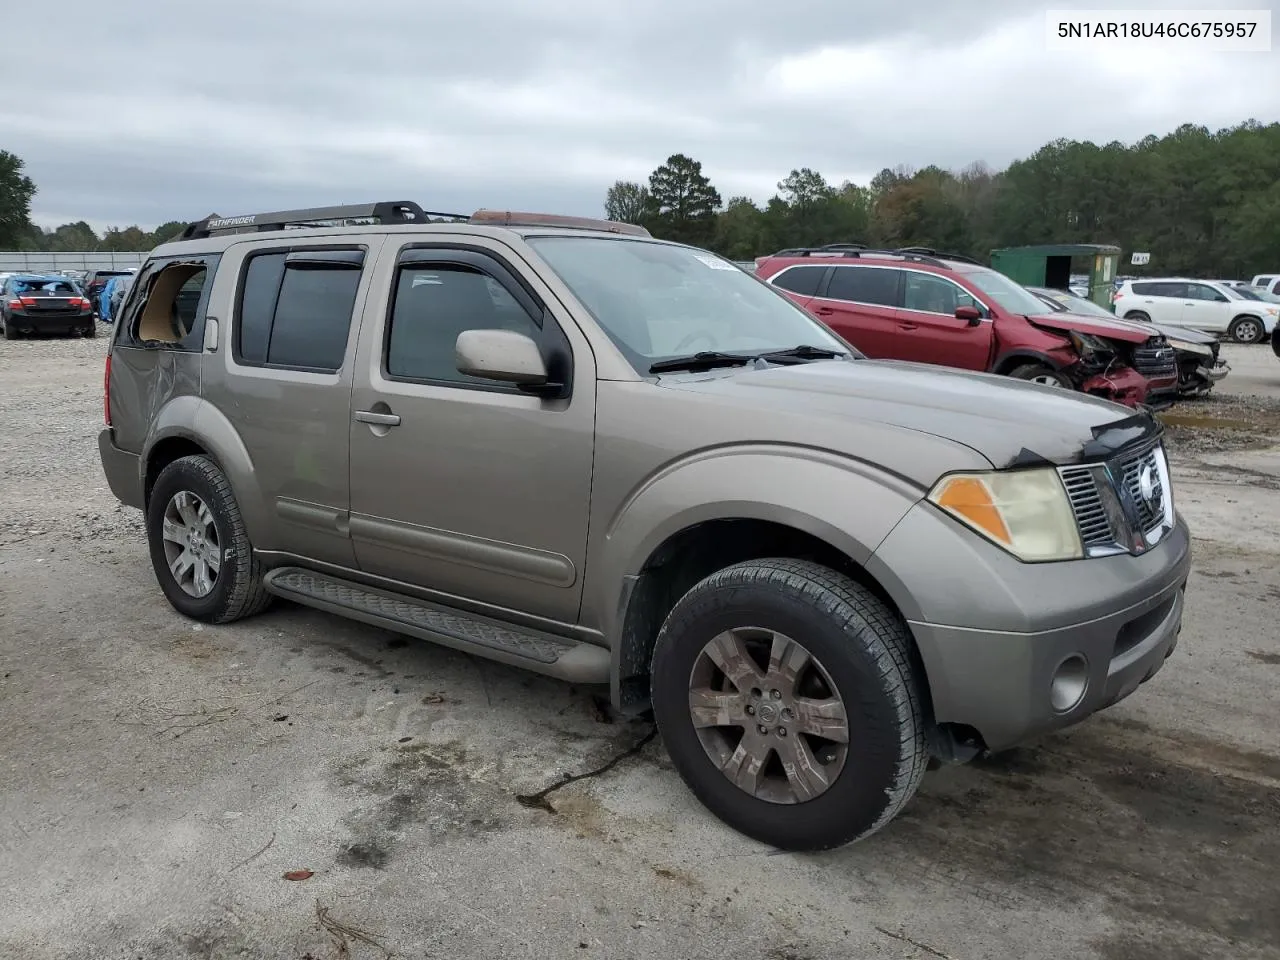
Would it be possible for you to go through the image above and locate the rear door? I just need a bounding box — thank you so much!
[892,270,993,370]
[1124,281,1183,325]
[808,265,903,357]
[1178,282,1231,332]
[203,235,386,568]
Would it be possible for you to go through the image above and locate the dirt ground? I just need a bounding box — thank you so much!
[1,332,1278,960]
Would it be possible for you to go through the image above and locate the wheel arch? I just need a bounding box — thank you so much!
[992,349,1069,375]
[611,515,936,731]
[141,397,267,540]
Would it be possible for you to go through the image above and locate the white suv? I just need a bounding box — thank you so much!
[1112,278,1277,344]
[1249,274,1280,297]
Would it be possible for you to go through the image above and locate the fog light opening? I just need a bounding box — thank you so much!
[1050,654,1090,713]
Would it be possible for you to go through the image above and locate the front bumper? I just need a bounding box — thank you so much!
[867,503,1191,753]
[98,429,144,509]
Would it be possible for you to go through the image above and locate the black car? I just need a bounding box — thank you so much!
[1028,286,1228,397]
[1,274,97,338]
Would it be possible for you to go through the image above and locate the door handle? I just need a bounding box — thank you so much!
[898,322,918,330]
[815,306,834,316]
[354,410,401,426]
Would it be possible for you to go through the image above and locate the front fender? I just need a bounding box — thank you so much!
[142,396,268,541]
[590,444,941,649]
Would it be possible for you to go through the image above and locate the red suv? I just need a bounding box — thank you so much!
[755,247,1178,408]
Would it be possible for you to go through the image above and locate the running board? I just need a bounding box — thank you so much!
[262,567,609,684]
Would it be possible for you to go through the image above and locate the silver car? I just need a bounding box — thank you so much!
[99,201,1191,850]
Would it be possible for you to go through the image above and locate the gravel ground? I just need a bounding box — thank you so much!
[2,329,1278,960]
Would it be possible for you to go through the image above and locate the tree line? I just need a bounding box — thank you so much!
[5,119,1279,274]
[606,120,1280,277]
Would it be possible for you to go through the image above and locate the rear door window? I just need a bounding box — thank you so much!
[824,266,900,306]
[234,248,365,372]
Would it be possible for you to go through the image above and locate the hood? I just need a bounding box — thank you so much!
[1026,310,1152,344]
[661,358,1154,469]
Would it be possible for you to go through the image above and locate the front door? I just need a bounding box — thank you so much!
[1178,282,1230,332]
[893,270,993,370]
[810,265,903,358]
[347,239,595,625]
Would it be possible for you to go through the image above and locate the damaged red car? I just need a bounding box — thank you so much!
[755,247,1179,408]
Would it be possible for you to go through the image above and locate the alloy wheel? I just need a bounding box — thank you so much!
[160,490,222,598]
[688,627,849,804]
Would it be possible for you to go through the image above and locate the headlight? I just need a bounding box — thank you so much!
[1067,331,1114,362]
[1264,306,1278,316]
[1166,339,1211,356]
[928,467,1083,562]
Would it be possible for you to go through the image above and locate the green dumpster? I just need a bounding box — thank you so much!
[990,244,1122,310]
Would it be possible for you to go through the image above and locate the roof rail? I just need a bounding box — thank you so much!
[178,201,456,241]
[896,246,982,266]
[769,246,865,258]
[468,210,651,237]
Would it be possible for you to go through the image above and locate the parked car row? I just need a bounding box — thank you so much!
[755,247,1183,410]
[1112,278,1277,343]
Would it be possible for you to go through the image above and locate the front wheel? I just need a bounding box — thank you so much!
[146,454,271,623]
[1228,316,1264,344]
[1008,363,1073,389]
[1123,311,1151,323]
[650,558,927,851]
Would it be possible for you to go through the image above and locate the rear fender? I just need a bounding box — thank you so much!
[142,396,266,539]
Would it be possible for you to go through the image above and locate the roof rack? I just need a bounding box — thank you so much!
[178,201,460,241]
[769,244,866,258]
[896,246,982,266]
[468,210,651,237]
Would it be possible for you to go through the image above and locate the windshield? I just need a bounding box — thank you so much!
[1233,286,1261,301]
[525,236,851,370]
[966,268,1059,316]
[1037,288,1117,319]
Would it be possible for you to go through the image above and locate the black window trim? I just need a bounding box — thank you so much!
[231,242,368,374]
[381,242,573,398]
[113,253,221,352]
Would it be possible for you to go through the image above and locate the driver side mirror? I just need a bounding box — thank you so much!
[955,305,982,326]
[456,329,558,393]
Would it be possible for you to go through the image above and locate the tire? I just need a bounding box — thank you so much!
[1007,363,1073,389]
[82,323,97,338]
[650,558,927,851]
[1228,316,1264,344]
[146,454,271,624]
[1123,311,1151,323]
[2,319,16,340]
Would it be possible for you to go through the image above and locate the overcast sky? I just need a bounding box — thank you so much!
[6,0,1279,232]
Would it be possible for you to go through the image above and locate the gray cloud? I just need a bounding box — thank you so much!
[7,0,1278,230]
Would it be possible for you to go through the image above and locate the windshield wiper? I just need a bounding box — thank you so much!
[649,351,757,373]
[756,344,848,363]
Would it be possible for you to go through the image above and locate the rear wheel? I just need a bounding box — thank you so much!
[2,317,16,340]
[1008,363,1072,389]
[82,322,97,338]
[146,455,271,624]
[650,558,927,851]
[1123,311,1151,323]
[1228,316,1264,344]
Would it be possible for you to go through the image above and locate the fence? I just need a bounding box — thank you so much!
[0,251,149,273]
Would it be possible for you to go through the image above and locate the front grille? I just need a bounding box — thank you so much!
[1059,441,1172,556]
[1132,338,1177,378]
[1118,446,1165,533]
[1060,466,1113,546]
